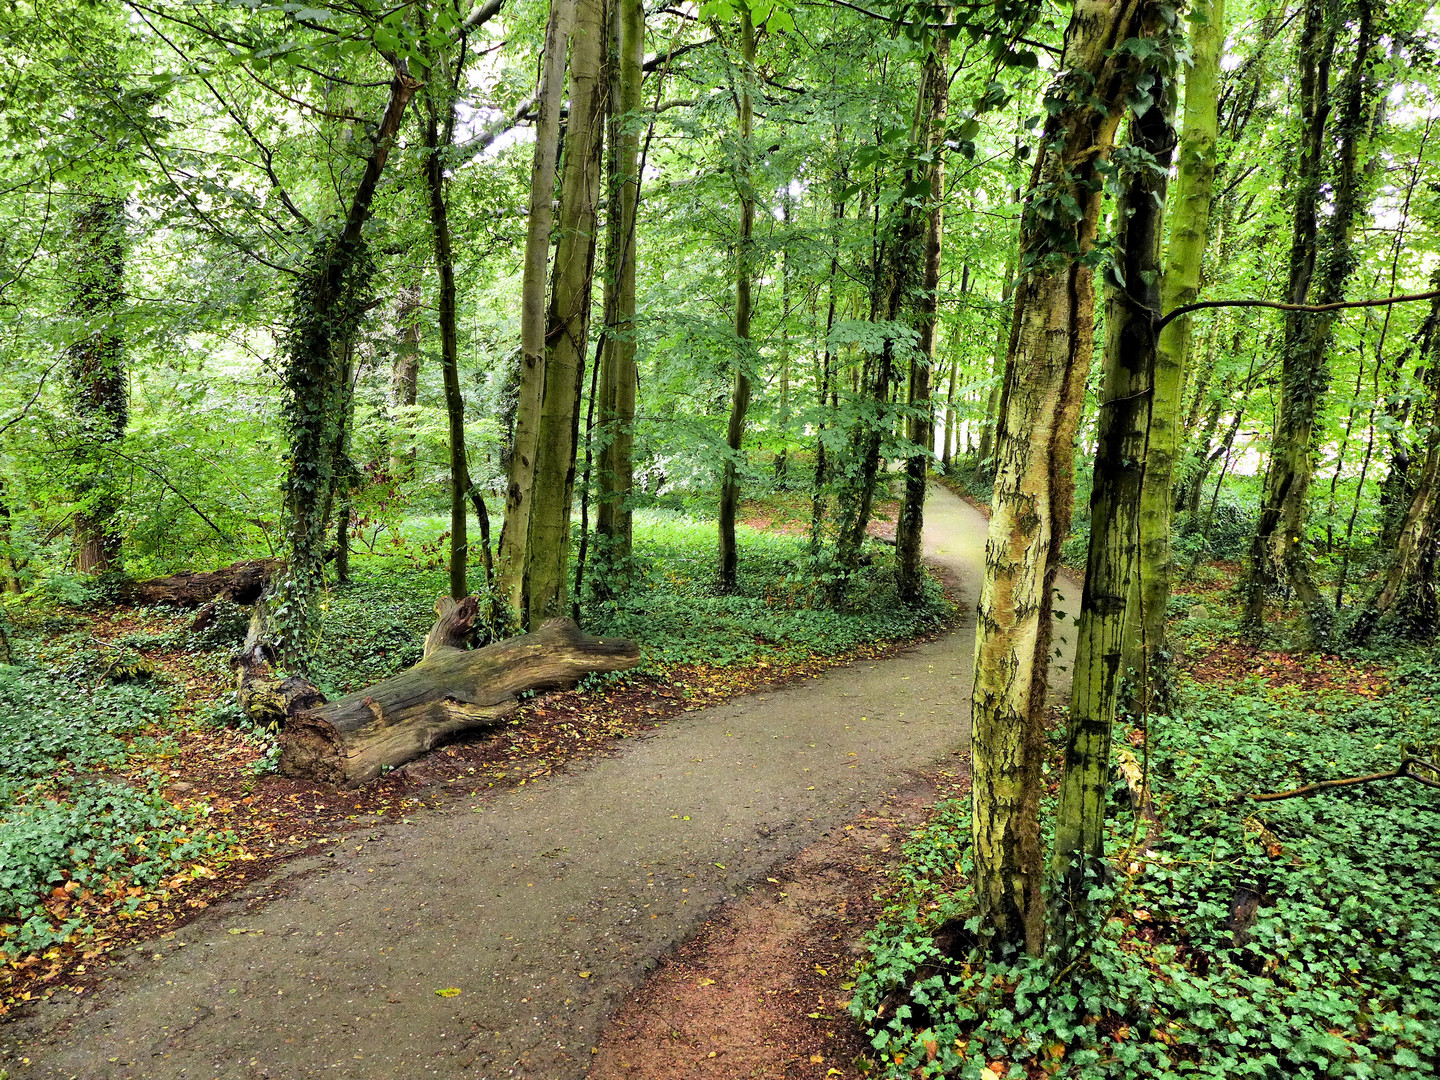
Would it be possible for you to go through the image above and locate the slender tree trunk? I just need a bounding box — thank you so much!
[717,8,756,594]
[971,0,1145,956]
[1123,0,1223,702]
[1245,0,1374,639]
[941,355,958,470]
[68,193,128,574]
[976,255,1015,469]
[1054,83,1174,910]
[388,279,422,479]
[595,0,642,585]
[896,39,950,606]
[499,0,578,618]
[520,0,608,626]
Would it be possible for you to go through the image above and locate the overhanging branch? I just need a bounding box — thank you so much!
[1156,289,1440,333]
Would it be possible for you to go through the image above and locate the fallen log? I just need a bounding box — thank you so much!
[261,597,639,786]
[124,558,282,609]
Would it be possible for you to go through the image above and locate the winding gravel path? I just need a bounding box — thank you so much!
[2,485,1077,1080]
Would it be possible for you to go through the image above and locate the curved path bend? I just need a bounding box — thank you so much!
[2,485,1077,1080]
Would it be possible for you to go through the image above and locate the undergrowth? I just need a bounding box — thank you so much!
[852,660,1440,1078]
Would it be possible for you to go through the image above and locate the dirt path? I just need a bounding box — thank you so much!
[1,486,1077,1080]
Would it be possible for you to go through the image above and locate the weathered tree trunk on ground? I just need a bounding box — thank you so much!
[970,0,1144,956]
[125,558,282,609]
[895,39,950,607]
[595,0,644,588]
[68,193,128,574]
[717,8,757,594]
[1244,0,1373,639]
[1053,82,1174,907]
[1123,0,1223,703]
[499,0,578,618]
[239,599,639,785]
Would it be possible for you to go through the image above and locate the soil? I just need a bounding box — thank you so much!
[0,486,1079,1080]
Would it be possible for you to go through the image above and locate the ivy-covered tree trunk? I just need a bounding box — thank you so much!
[595,0,643,588]
[895,39,950,607]
[499,0,577,618]
[268,67,419,665]
[1244,0,1375,640]
[1123,0,1224,705]
[67,193,128,574]
[388,279,422,479]
[1054,81,1174,909]
[518,0,607,626]
[717,6,757,594]
[970,0,1144,956]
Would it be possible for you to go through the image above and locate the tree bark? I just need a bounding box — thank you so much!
[1054,83,1174,907]
[521,0,608,626]
[388,279,422,479]
[124,559,282,608]
[717,7,757,594]
[970,0,1144,956]
[499,0,578,618]
[895,39,950,607]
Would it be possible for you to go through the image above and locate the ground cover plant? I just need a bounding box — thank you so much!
[850,597,1440,1079]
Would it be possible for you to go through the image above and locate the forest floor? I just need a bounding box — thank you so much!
[0,485,1079,1080]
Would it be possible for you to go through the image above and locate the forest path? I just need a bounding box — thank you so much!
[3,485,1078,1080]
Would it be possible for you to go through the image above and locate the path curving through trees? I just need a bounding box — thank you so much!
[2,485,1078,1080]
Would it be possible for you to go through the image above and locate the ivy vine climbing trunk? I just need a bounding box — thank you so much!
[1244,0,1375,640]
[268,65,420,666]
[499,0,577,619]
[970,0,1145,956]
[895,37,950,607]
[67,191,128,574]
[595,0,643,589]
[717,5,756,594]
[517,0,608,626]
[1123,0,1223,704]
[1054,72,1175,913]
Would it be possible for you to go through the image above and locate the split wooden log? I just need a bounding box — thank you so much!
[263,597,639,786]
[124,558,282,609]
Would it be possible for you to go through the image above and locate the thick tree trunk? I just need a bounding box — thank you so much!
[240,599,639,785]
[124,559,283,608]
[68,193,128,574]
[1054,85,1174,907]
[970,0,1144,956]
[595,0,643,586]
[499,0,578,617]
[521,0,608,626]
[388,280,422,479]
[895,40,950,607]
[1123,0,1223,703]
[717,8,757,594]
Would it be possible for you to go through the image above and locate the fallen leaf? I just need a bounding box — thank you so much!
[435,987,462,998]
[578,971,592,978]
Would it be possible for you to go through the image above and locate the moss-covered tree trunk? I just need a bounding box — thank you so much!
[895,39,950,607]
[519,0,608,627]
[595,0,643,587]
[970,0,1144,956]
[1053,83,1174,909]
[717,7,757,594]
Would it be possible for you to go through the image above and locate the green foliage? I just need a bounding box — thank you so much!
[853,663,1440,1078]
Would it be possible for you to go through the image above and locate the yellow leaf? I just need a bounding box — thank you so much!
[697,978,715,986]
[810,1053,825,1064]
[578,971,592,978]
[435,987,461,997]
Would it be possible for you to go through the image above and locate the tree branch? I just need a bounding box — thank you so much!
[1249,756,1440,802]
[1156,289,1440,333]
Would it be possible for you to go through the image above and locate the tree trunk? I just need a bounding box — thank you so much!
[1054,83,1174,908]
[976,255,1015,468]
[388,279,422,479]
[895,39,950,607]
[68,193,128,574]
[240,600,640,785]
[717,8,757,594]
[499,0,578,618]
[124,559,283,609]
[269,66,419,667]
[1124,0,1224,703]
[595,0,643,585]
[970,0,1145,956]
[1244,0,1374,639]
[941,355,958,471]
[520,0,608,627]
